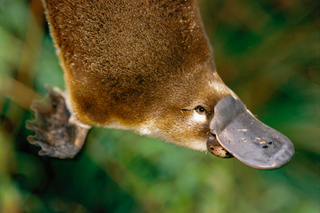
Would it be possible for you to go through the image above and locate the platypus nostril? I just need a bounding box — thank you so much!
[262,145,269,149]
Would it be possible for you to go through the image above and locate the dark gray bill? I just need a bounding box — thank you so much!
[209,96,294,170]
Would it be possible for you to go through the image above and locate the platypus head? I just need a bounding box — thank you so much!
[141,61,294,170]
[143,62,231,151]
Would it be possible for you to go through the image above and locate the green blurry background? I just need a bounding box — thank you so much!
[0,0,319,212]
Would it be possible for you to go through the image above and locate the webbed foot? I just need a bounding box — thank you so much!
[26,87,89,158]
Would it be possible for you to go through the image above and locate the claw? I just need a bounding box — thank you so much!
[26,87,89,158]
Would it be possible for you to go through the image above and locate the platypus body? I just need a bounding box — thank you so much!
[27,0,294,169]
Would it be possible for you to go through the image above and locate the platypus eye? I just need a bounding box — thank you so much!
[195,106,207,115]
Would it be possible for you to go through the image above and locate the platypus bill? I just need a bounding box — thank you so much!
[26,0,294,170]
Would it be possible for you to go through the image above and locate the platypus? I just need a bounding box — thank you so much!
[26,0,294,169]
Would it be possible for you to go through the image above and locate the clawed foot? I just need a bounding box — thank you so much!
[26,87,89,158]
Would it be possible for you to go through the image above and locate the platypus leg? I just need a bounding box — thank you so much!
[26,87,89,158]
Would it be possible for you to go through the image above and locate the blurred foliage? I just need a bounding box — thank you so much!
[0,0,319,212]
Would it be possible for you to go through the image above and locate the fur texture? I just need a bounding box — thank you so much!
[42,0,233,150]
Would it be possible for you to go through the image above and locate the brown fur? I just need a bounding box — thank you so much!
[42,0,232,149]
